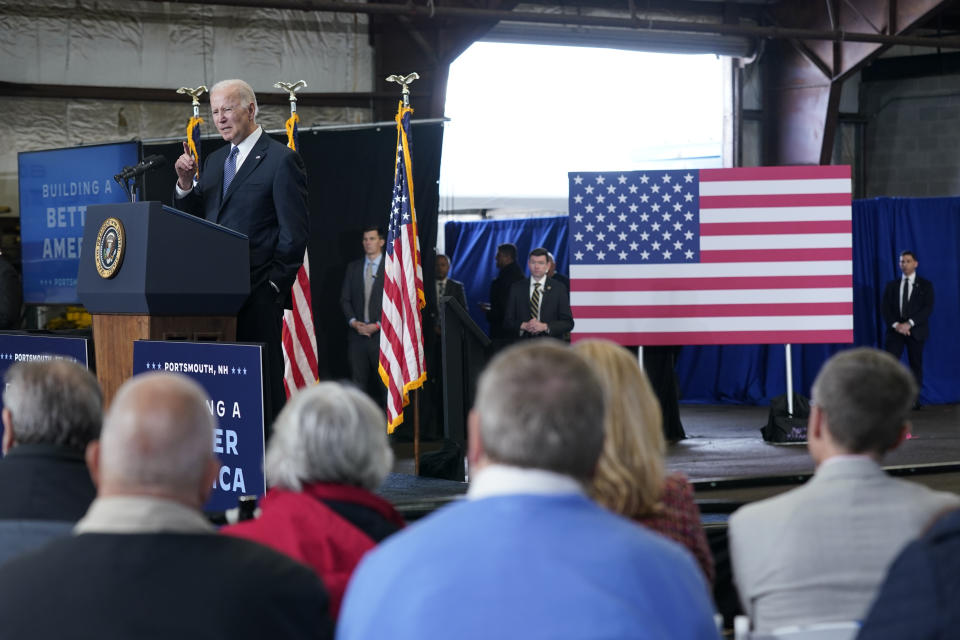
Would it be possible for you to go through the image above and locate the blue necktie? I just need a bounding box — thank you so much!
[222,146,239,196]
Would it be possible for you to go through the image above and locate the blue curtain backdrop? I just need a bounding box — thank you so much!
[444,216,568,336]
[445,197,960,406]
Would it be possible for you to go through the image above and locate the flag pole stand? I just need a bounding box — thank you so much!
[784,343,794,416]
[413,390,421,475]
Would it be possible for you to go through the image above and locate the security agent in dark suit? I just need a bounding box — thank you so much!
[503,247,574,341]
[434,254,467,317]
[482,243,525,343]
[424,254,468,439]
[174,79,308,425]
[546,250,570,290]
[340,226,386,407]
[881,250,934,404]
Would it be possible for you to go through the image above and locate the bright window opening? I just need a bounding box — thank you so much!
[440,42,724,216]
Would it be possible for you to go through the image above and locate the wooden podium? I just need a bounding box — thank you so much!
[78,201,249,405]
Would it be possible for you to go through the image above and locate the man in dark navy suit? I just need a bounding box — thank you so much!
[482,243,524,345]
[858,508,960,639]
[881,250,933,406]
[503,247,573,341]
[434,254,467,314]
[173,78,309,423]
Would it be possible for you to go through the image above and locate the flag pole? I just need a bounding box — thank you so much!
[385,72,423,475]
[274,80,307,151]
[274,80,320,399]
[176,85,207,180]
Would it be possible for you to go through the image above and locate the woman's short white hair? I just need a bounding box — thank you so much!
[265,382,393,491]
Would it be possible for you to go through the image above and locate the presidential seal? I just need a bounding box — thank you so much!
[95,217,125,279]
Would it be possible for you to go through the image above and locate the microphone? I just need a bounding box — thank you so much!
[115,154,166,181]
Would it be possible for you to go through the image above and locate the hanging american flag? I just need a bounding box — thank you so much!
[568,165,853,345]
[378,103,426,433]
[280,110,319,396]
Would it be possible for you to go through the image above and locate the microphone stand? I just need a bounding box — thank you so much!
[113,167,146,203]
[113,172,138,203]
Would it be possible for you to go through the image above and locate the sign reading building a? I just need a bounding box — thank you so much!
[132,340,265,513]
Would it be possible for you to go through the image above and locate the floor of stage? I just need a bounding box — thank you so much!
[669,402,960,481]
[383,402,960,518]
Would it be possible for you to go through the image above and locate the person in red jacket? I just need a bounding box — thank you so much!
[221,382,404,617]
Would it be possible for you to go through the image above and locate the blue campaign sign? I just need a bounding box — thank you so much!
[132,340,265,513]
[18,141,141,304]
[0,332,91,445]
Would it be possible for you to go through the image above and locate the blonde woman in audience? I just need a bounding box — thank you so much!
[574,339,714,585]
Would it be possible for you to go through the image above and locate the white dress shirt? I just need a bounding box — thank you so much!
[75,496,215,534]
[898,273,916,326]
[467,464,584,500]
[527,276,547,320]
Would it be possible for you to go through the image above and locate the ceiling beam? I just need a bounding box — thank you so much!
[0,82,408,108]
[134,0,960,49]
[763,0,952,166]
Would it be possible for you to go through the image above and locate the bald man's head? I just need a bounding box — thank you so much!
[91,373,217,508]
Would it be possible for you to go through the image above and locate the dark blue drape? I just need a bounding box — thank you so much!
[445,216,568,336]
[444,197,960,405]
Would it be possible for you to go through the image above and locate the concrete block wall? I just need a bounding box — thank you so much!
[862,73,960,197]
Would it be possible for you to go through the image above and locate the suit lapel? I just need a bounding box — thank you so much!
[218,134,270,218]
[205,146,228,222]
[541,282,553,313]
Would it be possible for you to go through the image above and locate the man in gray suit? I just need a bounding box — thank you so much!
[729,347,960,634]
[340,226,386,407]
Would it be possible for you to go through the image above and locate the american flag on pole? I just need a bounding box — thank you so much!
[280,112,319,396]
[378,103,426,433]
[568,165,853,345]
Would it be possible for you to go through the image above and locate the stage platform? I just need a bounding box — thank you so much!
[380,403,960,520]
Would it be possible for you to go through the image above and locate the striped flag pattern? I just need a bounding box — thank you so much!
[281,112,319,396]
[568,165,853,345]
[378,103,426,433]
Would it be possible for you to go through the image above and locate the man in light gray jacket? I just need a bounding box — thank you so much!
[729,347,959,634]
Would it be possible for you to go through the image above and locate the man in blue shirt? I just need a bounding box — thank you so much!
[338,340,718,640]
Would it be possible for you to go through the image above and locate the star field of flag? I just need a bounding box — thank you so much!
[387,144,411,251]
[569,171,702,265]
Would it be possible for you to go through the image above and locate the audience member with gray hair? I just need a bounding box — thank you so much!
[223,381,403,617]
[0,372,332,639]
[339,340,719,640]
[729,347,960,634]
[0,359,101,564]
